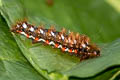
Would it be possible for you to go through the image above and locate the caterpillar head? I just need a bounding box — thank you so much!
[87,44,100,57]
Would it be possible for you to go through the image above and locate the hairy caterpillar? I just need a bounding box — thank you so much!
[11,20,100,61]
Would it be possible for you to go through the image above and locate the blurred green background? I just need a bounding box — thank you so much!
[0,0,120,80]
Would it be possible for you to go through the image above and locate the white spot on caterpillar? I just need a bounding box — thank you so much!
[61,34,64,40]
[74,40,76,44]
[58,45,62,48]
[20,32,35,39]
[29,36,35,39]
[82,44,86,48]
[17,24,20,28]
[30,27,34,32]
[20,32,26,36]
[72,50,74,53]
[94,52,97,55]
[40,29,44,34]
[23,23,27,29]
[88,53,91,55]
[68,38,71,43]
[86,42,89,45]
[49,41,55,45]
[51,31,55,36]
[38,38,45,42]
[65,48,68,51]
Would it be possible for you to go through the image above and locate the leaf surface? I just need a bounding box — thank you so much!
[0,0,120,79]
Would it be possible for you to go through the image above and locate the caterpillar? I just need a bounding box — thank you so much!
[11,20,100,61]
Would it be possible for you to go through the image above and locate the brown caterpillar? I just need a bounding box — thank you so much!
[11,20,100,61]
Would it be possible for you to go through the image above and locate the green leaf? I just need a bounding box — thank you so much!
[69,67,120,80]
[0,0,120,79]
[110,70,120,80]
[0,15,46,80]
